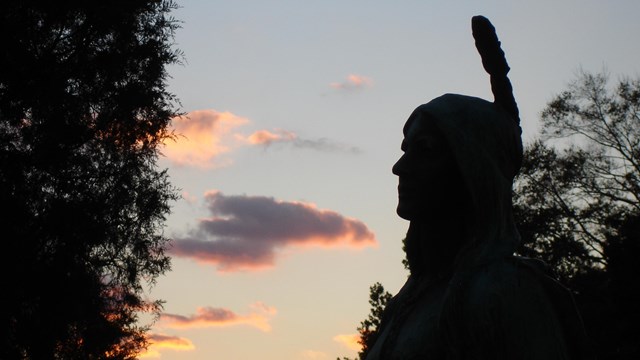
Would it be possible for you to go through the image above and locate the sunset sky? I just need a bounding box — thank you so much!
[140,1,640,359]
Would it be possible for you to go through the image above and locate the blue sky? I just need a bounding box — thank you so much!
[140,1,640,359]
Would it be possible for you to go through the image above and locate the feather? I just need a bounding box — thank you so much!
[472,15,521,131]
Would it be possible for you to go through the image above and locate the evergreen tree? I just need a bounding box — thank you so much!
[0,1,181,358]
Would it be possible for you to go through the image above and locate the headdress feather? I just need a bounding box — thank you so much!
[472,16,521,133]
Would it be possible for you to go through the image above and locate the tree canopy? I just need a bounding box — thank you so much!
[514,71,640,359]
[515,71,640,278]
[0,1,181,358]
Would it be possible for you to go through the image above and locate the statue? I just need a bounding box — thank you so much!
[364,16,593,359]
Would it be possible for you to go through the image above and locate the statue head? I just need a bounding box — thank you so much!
[393,94,523,274]
[391,111,463,222]
[393,94,522,218]
[393,16,524,275]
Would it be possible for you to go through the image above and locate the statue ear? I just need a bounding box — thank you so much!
[471,16,521,135]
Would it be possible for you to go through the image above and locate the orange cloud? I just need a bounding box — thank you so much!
[139,334,195,359]
[170,191,377,272]
[138,349,161,359]
[159,302,277,332]
[162,109,248,168]
[330,74,373,90]
[333,333,362,351]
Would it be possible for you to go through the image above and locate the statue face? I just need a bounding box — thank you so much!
[392,114,460,221]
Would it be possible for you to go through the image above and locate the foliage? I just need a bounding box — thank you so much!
[401,237,410,271]
[514,141,604,282]
[354,282,393,360]
[337,282,393,360]
[0,1,181,358]
[514,70,640,359]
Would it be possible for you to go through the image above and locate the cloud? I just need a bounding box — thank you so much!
[237,129,361,153]
[162,109,248,168]
[333,333,361,351]
[138,349,162,359]
[148,334,195,350]
[237,129,297,146]
[159,302,276,332]
[139,334,195,358]
[170,191,376,271]
[162,110,359,168]
[182,191,198,205]
[291,137,362,153]
[330,74,373,90]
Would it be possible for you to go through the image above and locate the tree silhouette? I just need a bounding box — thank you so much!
[356,282,393,360]
[339,282,392,360]
[0,1,180,358]
[514,70,640,359]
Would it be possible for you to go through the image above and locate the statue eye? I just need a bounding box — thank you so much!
[418,140,433,151]
[415,137,437,154]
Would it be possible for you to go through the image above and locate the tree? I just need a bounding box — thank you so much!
[353,282,393,360]
[514,141,603,282]
[337,282,392,360]
[514,70,640,359]
[0,1,180,358]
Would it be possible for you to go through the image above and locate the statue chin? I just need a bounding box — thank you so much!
[396,209,410,221]
[396,202,416,221]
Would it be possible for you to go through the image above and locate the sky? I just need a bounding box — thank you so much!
[140,1,640,359]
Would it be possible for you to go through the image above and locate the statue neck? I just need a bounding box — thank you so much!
[406,216,468,279]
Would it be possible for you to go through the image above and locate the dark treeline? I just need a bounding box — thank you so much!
[1,1,181,358]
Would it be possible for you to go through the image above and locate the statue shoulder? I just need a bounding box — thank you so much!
[444,259,574,359]
[464,258,547,305]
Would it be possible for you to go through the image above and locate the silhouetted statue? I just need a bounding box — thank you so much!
[364,16,593,359]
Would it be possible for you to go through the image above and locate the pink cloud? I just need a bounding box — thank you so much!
[139,334,195,358]
[330,74,373,90]
[170,191,377,272]
[237,129,297,146]
[182,191,198,205]
[237,129,362,153]
[162,110,360,167]
[159,302,276,332]
[162,109,248,168]
[333,333,362,351]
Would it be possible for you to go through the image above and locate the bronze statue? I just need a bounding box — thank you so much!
[364,16,593,359]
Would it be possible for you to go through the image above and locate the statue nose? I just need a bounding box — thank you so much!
[392,154,407,176]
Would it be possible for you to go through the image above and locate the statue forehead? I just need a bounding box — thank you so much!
[404,94,508,138]
[403,110,436,138]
